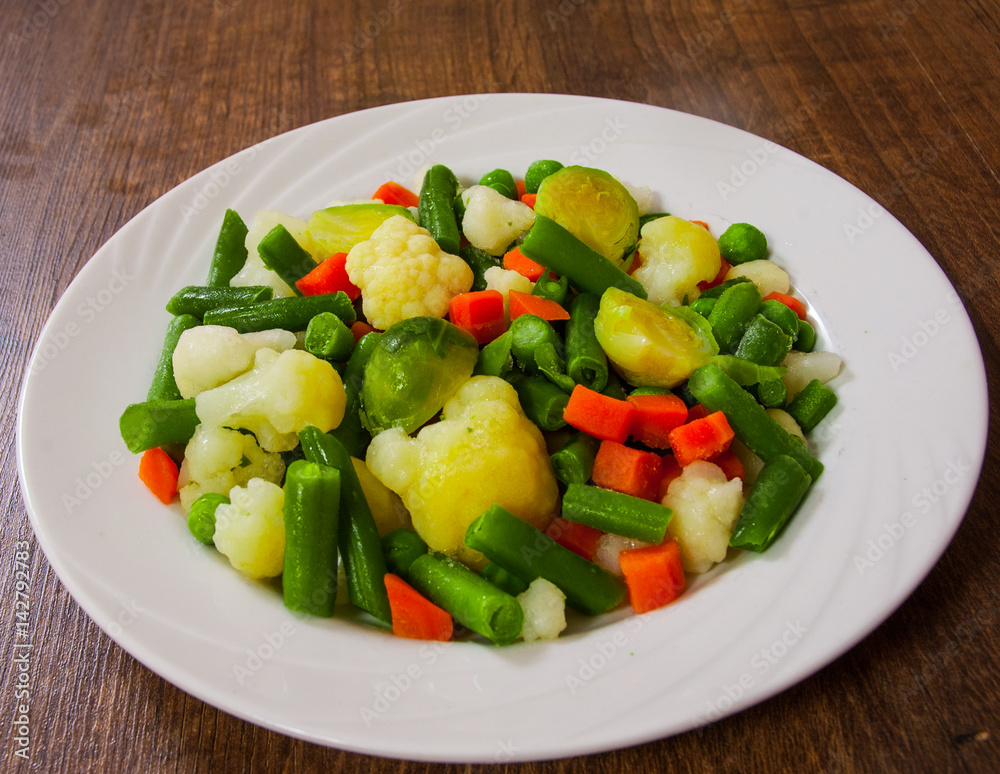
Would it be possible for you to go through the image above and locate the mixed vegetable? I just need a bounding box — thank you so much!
[120,160,842,644]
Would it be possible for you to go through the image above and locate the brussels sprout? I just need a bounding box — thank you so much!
[594,287,718,388]
[534,166,639,269]
[306,203,416,255]
[359,317,478,434]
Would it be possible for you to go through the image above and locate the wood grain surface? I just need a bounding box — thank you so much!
[2,0,998,771]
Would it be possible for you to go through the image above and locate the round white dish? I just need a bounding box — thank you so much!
[17,94,988,763]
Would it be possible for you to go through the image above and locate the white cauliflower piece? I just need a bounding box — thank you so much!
[460,185,536,256]
[177,424,285,511]
[345,214,473,330]
[633,215,722,307]
[195,348,346,452]
[518,578,567,642]
[781,350,842,399]
[213,478,285,579]
[172,325,297,399]
[231,210,317,298]
[663,461,744,573]
[366,376,558,567]
[593,533,651,576]
[483,265,534,319]
[624,183,656,216]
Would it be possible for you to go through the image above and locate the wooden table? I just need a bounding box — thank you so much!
[3,1,998,771]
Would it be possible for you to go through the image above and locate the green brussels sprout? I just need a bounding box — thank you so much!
[594,287,718,388]
[306,203,416,255]
[533,165,639,269]
[359,317,478,434]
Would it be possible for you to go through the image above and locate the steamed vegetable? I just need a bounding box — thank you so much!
[213,477,286,579]
[171,326,297,399]
[307,203,416,255]
[231,210,316,298]
[460,185,536,256]
[631,215,722,307]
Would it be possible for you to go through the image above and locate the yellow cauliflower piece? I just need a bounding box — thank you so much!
[345,214,473,330]
[195,348,346,452]
[663,461,744,573]
[213,478,285,579]
[365,375,558,567]
[633,216,722,307]
[177,424,285,511]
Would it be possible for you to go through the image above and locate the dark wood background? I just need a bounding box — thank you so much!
[2,0,998,771]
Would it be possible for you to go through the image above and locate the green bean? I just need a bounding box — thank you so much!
[119,399,199,453]
[510,374,569,431]
[510,314,561,371]
[418,164,461,255]
[328,331,380,458]
[733,314,793,367]
[203,292,356,332]
[480,561,529,596]
[479,168,517,199]
[565,292,608,392]
[759,298,800,339]
[729,454,812,551]
[381,528,428,577]
[304,312,355,362]
[550,432,599,485]
[524,159,563,194]
[696,276,752,300]
[147,314,199,402]
[460,245,503,291]
[687,296,717,319]
[187,492,228,545]
[298,427,391,625]
[687,363,823,480]
[464,504,626,615]
[407,553,523,645]
[756,378,787,409]
[474,331,514,378]
[520,215,648,300]
[561,483,672,544]
[205,208,249,287]
[531,272,569,306]
[794,318,817,352]
[165,285,272,319]
[282,460,342,616]
[707,280,761,353]
[786,379,838,433]
[257,224,319,295]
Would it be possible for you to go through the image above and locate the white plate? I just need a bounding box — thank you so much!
[17,94,988,763]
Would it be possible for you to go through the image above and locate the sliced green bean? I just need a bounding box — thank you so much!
[759,298,800,339]
[203,292,356,332]
[561,483,672,544]
[474,331,514,377]
[120,399,199,453]
[480,561,529,596]
[298,427,391,625]
[510,374,569,431]
[464,504,626,616]
[328,330,380,458]
[532,272,569,306]
[550,432,599,485]
[205,208,249,287]
[282,460,342,617]
[258,224,316,295]
[707,280,761,353]
[407,553,523,645]
[786,379,838,433]
[460,245,504,291]
[305,311,355,362]
[734,313,793,367]
[794,318,817,352]
[418,164,461,255]
[565,292,608,392]
[165,285,272,319]
[479,168,517,199]
[147,314,199,402]
[381,528,428,577]
[729,454,812,551]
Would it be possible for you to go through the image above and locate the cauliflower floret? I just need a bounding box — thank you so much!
[593,533,651,576]
[213,478,285,579]
[663,461,744,573]
[781,350,842,399]
[195,348,346,452]
[172,326,297,399]
[177,424,285,511]
[231,210,317,298]
[460,185,536,256]
[518,578,567,642]
[483,265,533,319]
[366,375,558,567]
[345,215,473,330]
[633,215,722,307]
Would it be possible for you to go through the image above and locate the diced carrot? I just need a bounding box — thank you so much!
[685,403,710,423]
[449,289,507,345]
[351,320,376,341]
[295,253,361,300]
[656,454,684,501]
[508,289,570,322]
[515,179,527,198]
[520,193,537,208]
[592,440,663,501]
[709,449,745,481]
[372,180,420,208]
[384,573,453,641]
[563,385,636,443]
[626,393,689,449]
[690,219,711,232]
[546,517,603,561]
[619,539,686,614]
[503,246,547,281]
[138,447,179,505]
[763,291,807,320]
[668,411,735,467]
[626,250,642,275]
[698,258,732,291]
